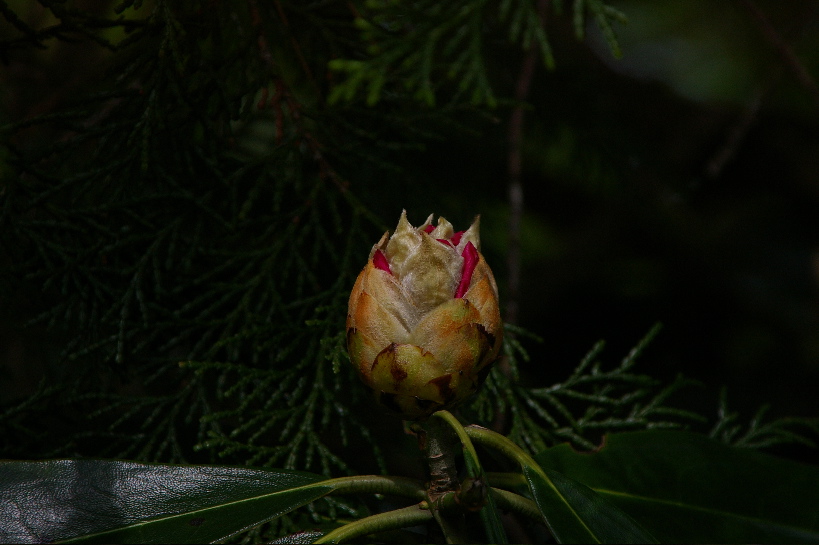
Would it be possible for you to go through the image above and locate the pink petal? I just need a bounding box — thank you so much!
[454,242,478,298]
[373,250,392,274]
[436,238,452,247]
[423,225,435,234]
[450,231,464,246]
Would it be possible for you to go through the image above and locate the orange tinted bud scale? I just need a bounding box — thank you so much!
[346,211,502,420]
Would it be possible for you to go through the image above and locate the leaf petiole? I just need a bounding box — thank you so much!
[314,502,433,544]
[465,425,658,544]
[320,474,425,500]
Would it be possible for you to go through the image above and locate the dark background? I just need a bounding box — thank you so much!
[371,0,819,425]
[1,0,817,463]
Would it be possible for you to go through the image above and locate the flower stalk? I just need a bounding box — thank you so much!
[418,416,470,544]
[315,417,549,543]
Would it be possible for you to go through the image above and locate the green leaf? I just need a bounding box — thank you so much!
[0,460,331,544]
[465,425,657,544]
[270,531,326,544]
[536,430,819,543]
[522,464,657,544]
[471,474,508,543]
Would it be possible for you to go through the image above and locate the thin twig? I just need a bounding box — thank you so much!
[738,0,819,108]
[704,87,764,180]
[505,0,550,328]
[706,1,818,179]
[497,0,549,437]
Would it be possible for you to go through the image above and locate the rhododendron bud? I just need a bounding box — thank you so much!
[346,211,502,420]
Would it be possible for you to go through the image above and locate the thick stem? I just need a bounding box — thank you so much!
[420,416,461,502]
[432,411,510,544]
[431,411,481,475]
[419,417,469,544]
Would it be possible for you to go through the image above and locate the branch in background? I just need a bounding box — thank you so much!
[506,0,550,329]
[704,87,764,180]
[738,0,819,109]
[706,1,818,179]
[496,0,549,439]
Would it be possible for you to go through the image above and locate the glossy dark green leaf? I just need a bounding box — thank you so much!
[464,424,656,544]
[521,463,658,544]
[0,459,331,544]
[474,472,508,544]
[269,530,325,543]
[536,430,819,543]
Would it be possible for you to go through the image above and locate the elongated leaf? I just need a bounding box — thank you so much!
[536,430,819,543]
[465,425,656,544]
[0,460,331,544]
[473,472,508,544]
[522,464,658,544]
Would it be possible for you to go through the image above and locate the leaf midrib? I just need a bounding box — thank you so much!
[596,488,819,539]
[59,481,333,543]
[526,466,601,544]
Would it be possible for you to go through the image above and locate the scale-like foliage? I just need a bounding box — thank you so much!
[466,324,706,453]
[2,1,808,521]
[328,0,626,107]
[0,0,632,473]
[710,389,819,450]
[0,0,390,471]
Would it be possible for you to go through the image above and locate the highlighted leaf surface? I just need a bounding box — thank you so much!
[0,460,329,544]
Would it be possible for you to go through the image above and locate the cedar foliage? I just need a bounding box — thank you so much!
[0,0,812,500]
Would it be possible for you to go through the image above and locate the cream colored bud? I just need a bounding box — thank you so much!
[347,211,502,420]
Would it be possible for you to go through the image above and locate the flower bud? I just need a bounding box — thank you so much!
[346,211,502,420]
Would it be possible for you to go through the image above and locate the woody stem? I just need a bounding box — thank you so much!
[416,418,469,544]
